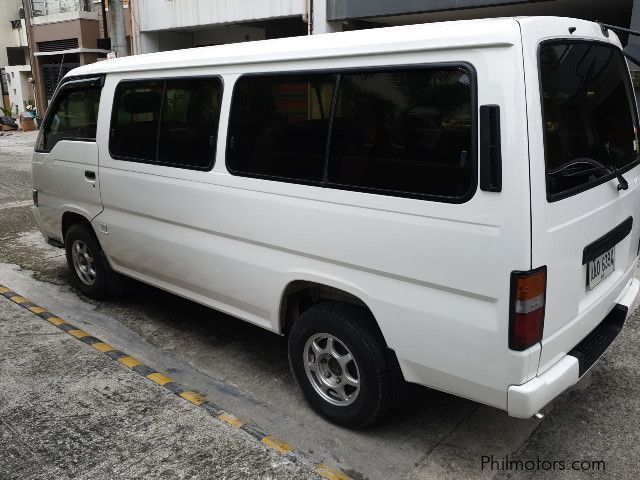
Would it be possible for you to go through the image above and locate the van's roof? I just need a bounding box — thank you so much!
[69,16,605,78]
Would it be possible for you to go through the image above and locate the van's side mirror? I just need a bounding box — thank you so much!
[480,105,502,192]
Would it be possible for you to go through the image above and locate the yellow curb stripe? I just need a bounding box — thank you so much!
[314,464,352,480]
[118,356,142,368]
[0,287,10,293]
[47,317,67,326]
[68,329,90,339]
[10,296,29,304]
[218,412,245,428]
[92,342,115,353]
[28,306,48,314]
[147,372,172,386]
[261,436,294,454]
[179,391,206,405]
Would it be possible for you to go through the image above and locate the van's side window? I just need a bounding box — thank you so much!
[111,80,163,162]
[226,66,475,202]
[110,77,222,170]
[158,79,222,170]
[39,85,101,152]
[327,68,474,199]
[227,74,337,182]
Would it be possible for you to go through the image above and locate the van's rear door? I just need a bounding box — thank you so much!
[520,18,640,374]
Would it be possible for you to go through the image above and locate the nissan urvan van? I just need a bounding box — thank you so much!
[31,17,640,428]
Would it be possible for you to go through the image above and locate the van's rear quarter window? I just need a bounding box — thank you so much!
[540,40,640,201]
[227,65,476,203]
[327,67,474,200]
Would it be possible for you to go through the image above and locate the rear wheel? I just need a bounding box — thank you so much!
[65,223,109,299]
[288,301,392,428]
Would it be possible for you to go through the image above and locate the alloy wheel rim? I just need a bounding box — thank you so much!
[303,333,360,406]
[71,240,96,286]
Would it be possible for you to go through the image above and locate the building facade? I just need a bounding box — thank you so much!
[131,0,308,53]
[132,0,639,56]
[24,0,110,115]
[1,0,32,115]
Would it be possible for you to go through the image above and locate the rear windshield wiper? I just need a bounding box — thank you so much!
[547,157,629,191]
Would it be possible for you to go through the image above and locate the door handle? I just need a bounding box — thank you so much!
[85,170,96,181]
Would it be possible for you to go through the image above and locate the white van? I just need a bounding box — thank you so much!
[32,16,640,428]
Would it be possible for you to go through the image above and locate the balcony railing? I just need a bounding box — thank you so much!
[31,0,93,17]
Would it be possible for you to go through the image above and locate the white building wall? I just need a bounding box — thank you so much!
[139,24,268,53]
[0,0,24,67]
[10,20,29,48]
[136,0,306,32]
[310,0,341,34]
[5,65,32,115]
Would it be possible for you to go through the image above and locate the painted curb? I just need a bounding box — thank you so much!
[0,284,352,480]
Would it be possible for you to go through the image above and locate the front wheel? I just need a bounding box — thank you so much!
[65,223,109,299]
[288,301,392,428]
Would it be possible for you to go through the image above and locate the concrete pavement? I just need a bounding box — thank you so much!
[0,293,318,480]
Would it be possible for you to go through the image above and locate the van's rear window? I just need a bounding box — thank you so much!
[540,41,639,200]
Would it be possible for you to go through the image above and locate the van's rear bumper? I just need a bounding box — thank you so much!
[507,278,639,418]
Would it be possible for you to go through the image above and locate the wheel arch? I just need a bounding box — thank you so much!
[279,279,387,345]
[61,211,94,241]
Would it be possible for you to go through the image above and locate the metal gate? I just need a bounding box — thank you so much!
[42,62,80,102]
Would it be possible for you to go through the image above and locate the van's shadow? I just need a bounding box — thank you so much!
[99,280,493,427]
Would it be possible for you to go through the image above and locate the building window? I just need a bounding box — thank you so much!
[227,73,337,183]
[37,38,79,52]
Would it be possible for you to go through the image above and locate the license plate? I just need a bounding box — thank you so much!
[587,247,615,291]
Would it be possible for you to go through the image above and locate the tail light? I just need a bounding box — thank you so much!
[509,266,547,351]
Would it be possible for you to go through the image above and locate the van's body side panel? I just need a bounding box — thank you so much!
[32,141,102,242]
[91,19,535,409]
[519,18,640,374]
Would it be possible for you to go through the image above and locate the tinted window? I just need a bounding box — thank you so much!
[110,80,163,161]
[110,78,222,169]
[541,41,640,199]
[158,79,222,169]
[40,84,101,152]
[227,74,337,182]
[327,68,474,199]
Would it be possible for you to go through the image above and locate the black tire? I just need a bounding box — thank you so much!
[288,301,392,428]
[64,223,110,300]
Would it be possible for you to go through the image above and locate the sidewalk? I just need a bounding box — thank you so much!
[0,294,317,480]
